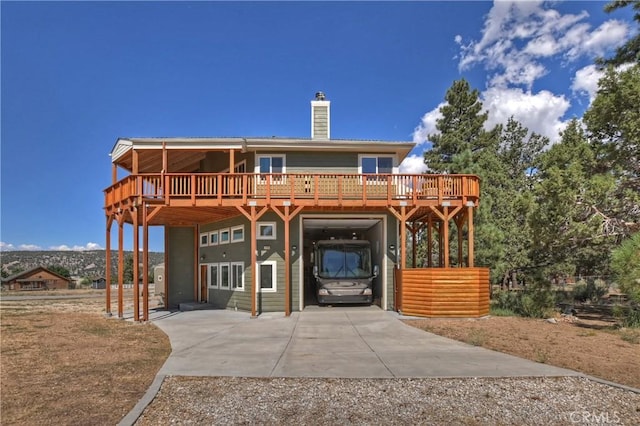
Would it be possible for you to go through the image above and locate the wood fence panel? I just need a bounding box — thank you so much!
[398,268,490,318]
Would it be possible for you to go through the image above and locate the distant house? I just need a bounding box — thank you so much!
[153,263,164,295]
[92,277,107,289]
[1,267,71,291]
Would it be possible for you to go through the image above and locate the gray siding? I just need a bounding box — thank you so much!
[167,226,195,308]
[200,151,253,173]
[286,151,358,174]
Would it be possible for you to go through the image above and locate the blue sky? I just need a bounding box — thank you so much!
[1,1,634,252]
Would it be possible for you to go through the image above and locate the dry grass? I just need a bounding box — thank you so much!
[405,315,640,389]
[0,292,170,426]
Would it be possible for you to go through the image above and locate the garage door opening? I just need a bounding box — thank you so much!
[302,217,384,309]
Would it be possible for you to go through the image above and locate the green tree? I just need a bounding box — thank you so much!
[583,65,640,235]
[598,1,640,66]
[123,255,134,284]
[529,120,618,278]
[423,79,496,174]
[48,265,71,278]
[611,232,640,303]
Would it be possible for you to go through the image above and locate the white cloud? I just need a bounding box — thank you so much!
[458,1,629,90]
[49,243,104,251]
[0,242,16,251]
[399,154,428,174]
[571,64,603,103]
[19,244,42,251]
[482,87,570,142]
[0,242,103,251]
[412,103,444,145]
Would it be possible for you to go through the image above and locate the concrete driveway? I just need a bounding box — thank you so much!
[149,305,578,379]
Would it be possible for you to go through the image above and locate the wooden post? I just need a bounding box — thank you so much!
[193,226,198,302]
[237,205,268,317]
[118,216,124,318]
[387,206,419,271]
[457,215,464,267]
[112,163,118,185]
[105,216,113,316]
[164,225,170,308]
[272,205,304,316]
[443,205,449,268]
[468,204,474,267]
[229,149,235,195]
[410,223,417,268]
[427,214,433,267]
[133,207,140,322]
[143,203,149,321]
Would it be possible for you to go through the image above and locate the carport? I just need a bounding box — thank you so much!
[298,215,389,310]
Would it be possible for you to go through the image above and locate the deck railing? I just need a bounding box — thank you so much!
[104,173,480,210]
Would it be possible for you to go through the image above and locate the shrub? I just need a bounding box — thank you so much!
[610,233,640,303]
[491,284,556,319]
[571,278,608,303]
[613,304,640,328]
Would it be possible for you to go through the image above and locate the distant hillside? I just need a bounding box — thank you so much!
[1,250,164,279]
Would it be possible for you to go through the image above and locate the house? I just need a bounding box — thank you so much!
[2,267,71,291]
[92,277,107,289]
[104,93,489,321]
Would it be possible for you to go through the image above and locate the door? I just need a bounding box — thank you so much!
[199,265,208,303]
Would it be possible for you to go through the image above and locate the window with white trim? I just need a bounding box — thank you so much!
[208,264,219,289]
[359,155,395,174]
[219,228,230,244]
[257,222,276,240]
[255,154,286,183]
[231,262,244,291]
[209,231,219,246]
[199,233,208,247]
[231,225,244,243]
[257,261,276,293]
[219,263,230,289]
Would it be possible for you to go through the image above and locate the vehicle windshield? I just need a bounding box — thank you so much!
[317,243,372,279]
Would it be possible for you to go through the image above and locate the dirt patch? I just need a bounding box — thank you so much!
[404,315,640,389]
[0,293,170,426]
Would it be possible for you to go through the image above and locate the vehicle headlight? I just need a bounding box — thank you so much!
[362,288,372,295]
[318,289,329,295]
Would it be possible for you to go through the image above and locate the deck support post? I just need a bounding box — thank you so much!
[272,205,304,316]
[388,205,419,270]
[442,206,449,268]
[117,214,125,319]
[105,216,113,316]
[143,203,149,321]
[467,203,474,267]
[427,214,433,267]
[237,205,268,317]
[133,206,140,322]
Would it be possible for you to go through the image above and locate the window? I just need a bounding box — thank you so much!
[199,233,208,247]
[255,154,286,183]
[359,155,395,174]
[231,262,244,290]
[209,231,219,246]
[208,264,219,289]
[219,228,230,244]
[257,261,276,293]
[219,263,230,289]
[231,225,244,243]
[221,160,247,174]
[257,222,276,240]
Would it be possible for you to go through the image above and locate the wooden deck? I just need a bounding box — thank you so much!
[104,173,480,218]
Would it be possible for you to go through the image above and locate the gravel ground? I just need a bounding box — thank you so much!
[135,376,640,425]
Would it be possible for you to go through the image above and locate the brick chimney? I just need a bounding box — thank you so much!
[311,91,330,139]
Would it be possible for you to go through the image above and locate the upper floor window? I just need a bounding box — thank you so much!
[359,155,394,174]
[255,155,286,182]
